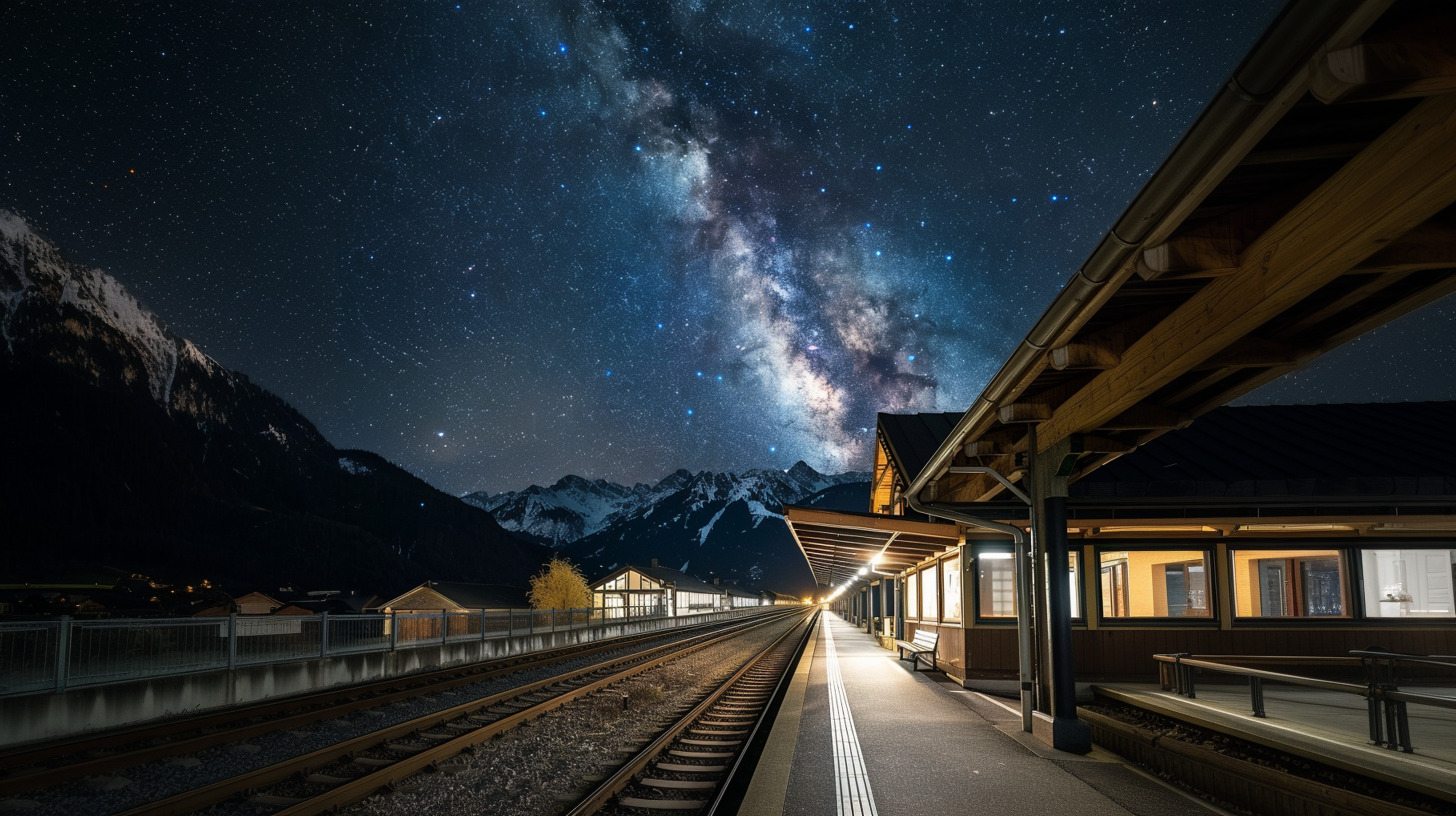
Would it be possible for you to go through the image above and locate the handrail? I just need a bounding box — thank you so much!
[1349,649,1456,670]
[1154,655,1364,694]
[1154,649,1456,754]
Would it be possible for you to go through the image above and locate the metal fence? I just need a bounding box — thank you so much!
[1157,648,1456,754]
[0,605,765,697]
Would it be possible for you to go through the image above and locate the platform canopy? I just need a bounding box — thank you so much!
[784,506,961,589]
[905,0,1456,509]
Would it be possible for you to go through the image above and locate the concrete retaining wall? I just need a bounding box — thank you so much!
[0,614,741,749]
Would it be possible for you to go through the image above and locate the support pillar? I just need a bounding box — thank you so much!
[1029,429,1091,754]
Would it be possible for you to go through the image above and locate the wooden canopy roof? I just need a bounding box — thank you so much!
[784,506,961,589]
[910,0,1456,507]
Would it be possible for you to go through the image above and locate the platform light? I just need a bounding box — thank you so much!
[1234,523,1356,533]
[1091,524,1223,535]
[1370,522,1456,532]
[857,567,868,576]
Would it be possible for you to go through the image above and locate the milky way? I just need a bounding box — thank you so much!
[20,1,1448,495]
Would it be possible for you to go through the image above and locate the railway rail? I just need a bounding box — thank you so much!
[13,607,805,816]
[0,608,795,809]
[568,608,815,815]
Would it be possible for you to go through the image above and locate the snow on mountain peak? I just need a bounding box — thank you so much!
[471,463,868,548]
[0,210,226,408]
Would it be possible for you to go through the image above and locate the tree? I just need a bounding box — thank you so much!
[528,557,593,610]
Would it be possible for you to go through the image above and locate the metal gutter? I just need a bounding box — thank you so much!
[903,0,1365,504]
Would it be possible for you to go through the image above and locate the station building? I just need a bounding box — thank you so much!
[790,401,1456,684]
[786,0,1456,754]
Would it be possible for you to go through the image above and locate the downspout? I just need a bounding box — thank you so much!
[906,492,1034,734]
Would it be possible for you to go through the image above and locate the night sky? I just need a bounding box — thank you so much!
[6,1,1452,497]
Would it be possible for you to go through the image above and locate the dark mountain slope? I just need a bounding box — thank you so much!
[0,211,547,595]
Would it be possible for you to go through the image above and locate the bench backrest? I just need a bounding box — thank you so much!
[911,629,939,649]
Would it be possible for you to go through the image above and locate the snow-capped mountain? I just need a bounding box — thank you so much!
[0,211,548,592]
[467,461,864,549]
[553,462,870,594]
[462,470,692,546]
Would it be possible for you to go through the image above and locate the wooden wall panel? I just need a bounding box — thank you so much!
[962,626,1456,678]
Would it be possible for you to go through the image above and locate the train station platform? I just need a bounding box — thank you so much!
[742,613,1226,816]
[1096,681,1456,804]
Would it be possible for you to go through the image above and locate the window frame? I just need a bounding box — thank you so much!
[1228,545,1353,621]
[920,561,940,623]
[972,544,1018,624]
[1093,544,1219,626]
[1356,543,1456,622]
[905,568,919,621]
[941,553,963,623]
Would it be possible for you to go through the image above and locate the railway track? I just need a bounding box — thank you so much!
[567,608,815,815]
[0,610,780,799]
[54,608,807,816]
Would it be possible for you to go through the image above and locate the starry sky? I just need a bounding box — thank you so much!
[6,1,1453,496]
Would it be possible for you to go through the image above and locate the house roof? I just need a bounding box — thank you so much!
[376,581,529,611]
[634,565,724,596]
[1071,400,1456,499]
[907,1,1456,507]
[877,412,963,486]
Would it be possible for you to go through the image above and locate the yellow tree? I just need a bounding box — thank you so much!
[528,557,593,610]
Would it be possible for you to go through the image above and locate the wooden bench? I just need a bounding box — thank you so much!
[895,629,939,672]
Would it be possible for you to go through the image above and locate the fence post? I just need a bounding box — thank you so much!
[508,608,514,640]
[1249,676,1265,718]
[480,609,487,643]
[550,608,556,633]
[390,611,398,650]
[442,610,448,646]
[529,608,535,636]
[228,613,238,670]
[54,616,71,694]
[320,612,330,657]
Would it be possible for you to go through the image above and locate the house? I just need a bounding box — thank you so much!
[234,591,283,615]
[371,581,530,613]
[590,560,732,618]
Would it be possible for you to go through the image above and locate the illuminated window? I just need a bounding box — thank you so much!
[1361,548,1456,619]
[1232,549,1349,617]
[921,563,939,622]
[942,555,962,622]
[906,571,919,620]
[977,549,1016,619]
[1099,550,1212,619]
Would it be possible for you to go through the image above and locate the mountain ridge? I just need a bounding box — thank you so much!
[465,461,866,548]
[0,211,550,596]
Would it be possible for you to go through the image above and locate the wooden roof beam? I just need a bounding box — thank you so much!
[1035,92,1456,454]
[1049,310,1169,372]
[1069,433,1137,454]
[1313,6,1456,104]
[1050,341,1121,371]
[1092,403,1190,432]
[962,427,1024,457]
[1349,217,1456,274]
[1191,336,1304,369]
[1136,183,1316,282]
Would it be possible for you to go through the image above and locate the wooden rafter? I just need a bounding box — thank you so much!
[1034,92,1456,454]
[1313,4,1456,104]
